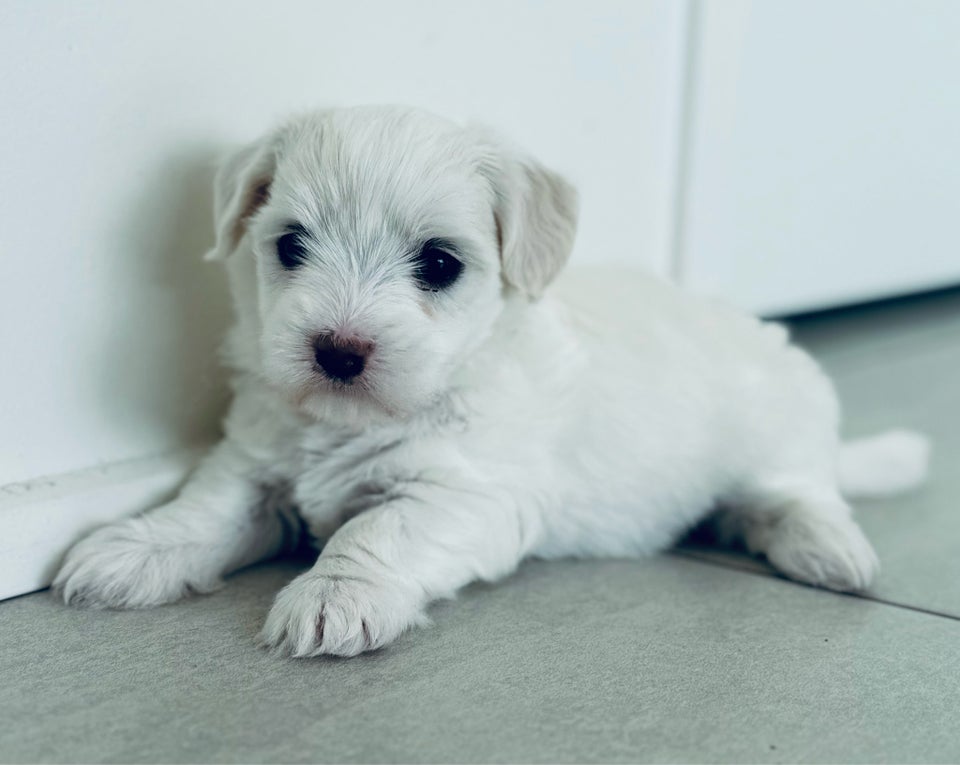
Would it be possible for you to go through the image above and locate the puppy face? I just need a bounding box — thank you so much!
[207,107,578,426]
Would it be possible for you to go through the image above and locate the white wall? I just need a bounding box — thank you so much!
[679,0,960,315]
[4,0,960,601]
[0,0,689,487]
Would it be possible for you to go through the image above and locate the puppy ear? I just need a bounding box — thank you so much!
[204,140,277,261]
[481,140,579,298]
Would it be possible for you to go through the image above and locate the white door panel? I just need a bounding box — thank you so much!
[679,0,960,315]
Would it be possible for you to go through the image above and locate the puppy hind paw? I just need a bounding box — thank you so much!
[765,514,879,593]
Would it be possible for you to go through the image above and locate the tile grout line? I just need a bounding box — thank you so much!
[670,549,960,623]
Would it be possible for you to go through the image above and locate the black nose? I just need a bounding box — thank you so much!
[313,335,371,382]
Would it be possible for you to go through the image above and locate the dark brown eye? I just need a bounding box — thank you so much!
[413,240,463,291]
[276,225,309,270]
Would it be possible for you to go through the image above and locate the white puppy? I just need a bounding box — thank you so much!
[55,106,929,657]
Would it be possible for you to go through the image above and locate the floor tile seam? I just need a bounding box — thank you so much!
[668,549,960,623]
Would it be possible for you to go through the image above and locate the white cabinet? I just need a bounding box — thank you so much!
[678,0,960,315]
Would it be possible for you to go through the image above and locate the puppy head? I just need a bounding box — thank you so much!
[207,106,578,425]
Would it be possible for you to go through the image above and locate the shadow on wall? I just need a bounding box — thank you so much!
[96,146,234,456]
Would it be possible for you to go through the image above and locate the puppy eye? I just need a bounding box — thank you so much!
[413,240,463,291]
[276,226,309,270]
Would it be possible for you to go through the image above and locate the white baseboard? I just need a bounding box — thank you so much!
[0,447,206,602]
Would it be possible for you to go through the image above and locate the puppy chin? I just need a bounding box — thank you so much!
[288,374,442,430]
[297,388,401,428]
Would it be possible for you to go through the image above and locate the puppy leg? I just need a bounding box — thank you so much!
[714,482,878,592]
[260,487,532,657]
[54,440,300,608]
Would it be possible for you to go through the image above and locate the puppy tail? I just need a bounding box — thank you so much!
[838,429,931,499]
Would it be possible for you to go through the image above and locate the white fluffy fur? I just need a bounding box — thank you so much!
[54,106,929,657]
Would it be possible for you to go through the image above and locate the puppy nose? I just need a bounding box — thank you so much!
[313,334,372,382]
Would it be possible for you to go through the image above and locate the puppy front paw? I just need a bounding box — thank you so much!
[53,517,220,609]
[259,562,426,657]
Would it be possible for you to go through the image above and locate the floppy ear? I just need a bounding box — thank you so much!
[481,142,579,298]
[204,140,277,261]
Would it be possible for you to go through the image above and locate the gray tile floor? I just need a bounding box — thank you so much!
[2,289,959,764]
